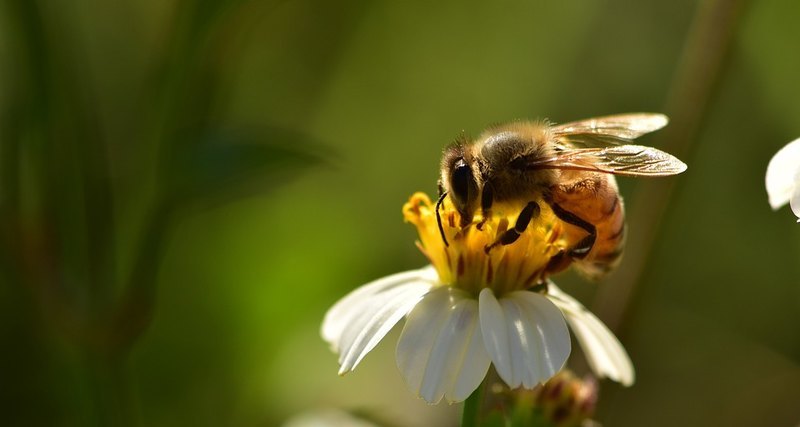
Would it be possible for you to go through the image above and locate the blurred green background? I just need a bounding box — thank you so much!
[1,0,799,426]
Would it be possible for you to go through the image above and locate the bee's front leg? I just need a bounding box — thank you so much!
[484,201,540,253]
[475,185,494,231]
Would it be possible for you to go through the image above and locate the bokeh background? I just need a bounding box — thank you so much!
[2,0,799,426]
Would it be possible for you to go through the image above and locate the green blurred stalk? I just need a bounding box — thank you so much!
[1,0,49,290]
[85,352,136,427]
[0,101,22,287]
[3,2,124,424]
[2,0,327,423]
[0,0,240,423]
[592,0,749,331]
[112,200,175,353]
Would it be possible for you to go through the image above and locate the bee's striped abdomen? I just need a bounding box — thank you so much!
[546,173,626,280]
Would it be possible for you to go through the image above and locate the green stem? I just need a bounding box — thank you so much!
[461,381,484,427]
[591,0,748,331]
[463,368,516,427]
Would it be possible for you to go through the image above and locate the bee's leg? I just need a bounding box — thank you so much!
[484,201,540,253]
[544,249,571,274]
[529,278,554,294]
[476,186,494,231]
[548,202,596,259]
[528,281,548,294]
[435,191,450,247]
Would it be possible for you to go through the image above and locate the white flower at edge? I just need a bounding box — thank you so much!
[321,265,634,404]
[766,137,800,222]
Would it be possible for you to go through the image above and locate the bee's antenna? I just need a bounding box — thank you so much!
[436,192,449,247]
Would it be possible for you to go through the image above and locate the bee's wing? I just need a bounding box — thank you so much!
[530,145,687,177]
[551,113,669,141]
[553,133,632,149]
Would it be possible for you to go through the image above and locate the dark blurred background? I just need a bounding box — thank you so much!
[1,0,799,426]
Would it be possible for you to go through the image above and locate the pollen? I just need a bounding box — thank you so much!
[403,192,570,295]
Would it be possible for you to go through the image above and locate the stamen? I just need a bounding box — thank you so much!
[496,218,509,235]
[414,241,428,259]
[485,258,494,286]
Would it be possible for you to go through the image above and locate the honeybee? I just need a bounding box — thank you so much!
[437,113,686,279]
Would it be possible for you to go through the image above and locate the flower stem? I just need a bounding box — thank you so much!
[461,380,485,427]
[462,368,509,427]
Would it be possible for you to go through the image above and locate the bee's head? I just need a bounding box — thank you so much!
[441,143,479,226]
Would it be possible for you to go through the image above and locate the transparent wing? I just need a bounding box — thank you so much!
[529,145,687,177]
[551,113,669,141]
[553,133,633,149]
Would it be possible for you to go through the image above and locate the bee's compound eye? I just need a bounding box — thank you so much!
[452,159,474,201]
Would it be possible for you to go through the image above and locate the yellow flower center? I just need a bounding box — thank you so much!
[403,192,570,295]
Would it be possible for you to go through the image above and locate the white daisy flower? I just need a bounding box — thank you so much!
[322,193,634,404]
[766,137,800,222]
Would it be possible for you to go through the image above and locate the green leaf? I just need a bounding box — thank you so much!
[164,125,327,208]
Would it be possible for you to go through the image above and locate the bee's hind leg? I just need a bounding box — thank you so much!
[548,202,596,259]
[528,278,553,294]
[484,201,540,253]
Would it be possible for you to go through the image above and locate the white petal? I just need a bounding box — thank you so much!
[323,271,432,375]
[766,138,800,210]
[791,186,800,222]
[321,266,437,347]
[479,289,571,389]
[396,287,490,404]
[547,284,635,386]
[335,279,434,374]
[478,288,512,384]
